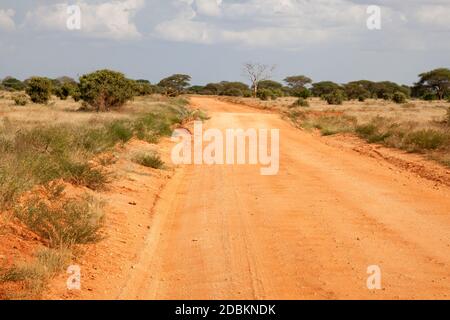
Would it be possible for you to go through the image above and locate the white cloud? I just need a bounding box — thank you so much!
[0,9,15,31]
[153,0,367,48]
[24,0,145,40]
[195,0,222,16]
[152,0,450,50]
[415,5,450,30]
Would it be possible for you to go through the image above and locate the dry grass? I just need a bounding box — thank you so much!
[226,95,450,167]
[0,91,197,299]
[0,247,71,299]
[0,93,192,210]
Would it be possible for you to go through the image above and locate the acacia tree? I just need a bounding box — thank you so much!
[242,63,276,98]
[417,68,450,100]
[158,74,191,97]
[283,75,312,89]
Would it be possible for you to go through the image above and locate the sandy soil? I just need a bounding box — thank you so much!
[50,97,450,300]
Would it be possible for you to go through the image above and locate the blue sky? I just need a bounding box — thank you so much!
[0,0,449,85]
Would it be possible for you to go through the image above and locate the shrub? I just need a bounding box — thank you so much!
[257,89,272,101]
[270,88,284,99]
[291,98,309,108]
[13,93,28,106]
[292,87,311,99]
[422,93,437,101]
[54,83,75,100]
[2,77,26,91]
[358,96,366,102]
[25,77,53,104]
[324,90,345,105]
[78,69,135,111]
[356,120,393,143]
[71,86,82,101]
[392,91,407,104]
[15,193,104,248]
[223,88,243,97]
[107,121,134,142]
[404,129,447,151]
[381,92,393,100]
[134,80,154,96]
[133,152,164,169]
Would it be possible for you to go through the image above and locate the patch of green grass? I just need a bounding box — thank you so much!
[133,152,164,169]
[107,121,133,143]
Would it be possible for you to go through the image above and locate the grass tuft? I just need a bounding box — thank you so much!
[15,191,104,248]
[133,152,165,169]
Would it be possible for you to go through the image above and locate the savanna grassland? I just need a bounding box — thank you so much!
[0,91,201,299]
[219,96,450,167]
[1,67,450,300]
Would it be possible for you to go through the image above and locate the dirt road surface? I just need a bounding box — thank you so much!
[117,97,450,300]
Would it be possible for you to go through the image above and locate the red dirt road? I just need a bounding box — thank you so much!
[117,97,450,299]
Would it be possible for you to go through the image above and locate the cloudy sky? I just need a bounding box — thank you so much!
[0,0,449,85]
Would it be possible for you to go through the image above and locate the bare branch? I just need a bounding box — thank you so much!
[242,62,276,97]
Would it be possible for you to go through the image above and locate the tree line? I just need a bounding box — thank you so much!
[1,67,449,111]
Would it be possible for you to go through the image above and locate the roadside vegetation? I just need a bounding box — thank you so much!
[286,105,450,166]
[0,69,203,299]
[133,152,165,169]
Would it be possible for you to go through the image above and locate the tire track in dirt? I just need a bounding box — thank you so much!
[117,97,450,300]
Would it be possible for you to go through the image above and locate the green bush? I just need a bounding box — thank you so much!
[25,77,53,104]
[107,121,134,142]
[356,121,393,143]
[13,93,28,106]
[223,88,243,97]
[257,89,272,101]
[291,98,309,108]
[292,87,311,99]
[380,93,392,100]
[392,91,407,104]
[324,90,345,105]
[78,69,135,111]
[134,80,154,96]
[422,93,437,101]
[54,83,75,100]
[2,77,26,91]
